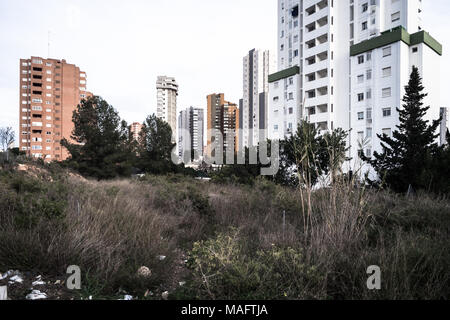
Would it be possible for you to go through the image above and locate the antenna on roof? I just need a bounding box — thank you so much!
[47,30,51,58]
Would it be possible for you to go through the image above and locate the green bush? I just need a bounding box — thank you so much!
[180,229,322,300]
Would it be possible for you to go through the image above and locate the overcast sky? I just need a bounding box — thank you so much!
[1,0,449,146]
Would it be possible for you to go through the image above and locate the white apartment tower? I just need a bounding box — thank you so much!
[178,107,204,162]
[240,49,273,149]
[156,76,178,142]
[268,0,442,173]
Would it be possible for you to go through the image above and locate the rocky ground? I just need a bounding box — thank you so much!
[0,251,189,300]
[0,270,77,300]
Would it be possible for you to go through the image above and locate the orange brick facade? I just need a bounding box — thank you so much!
[206,93,239,159]
[19,57,91,161]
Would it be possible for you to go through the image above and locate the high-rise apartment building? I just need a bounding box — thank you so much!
[156,76,178,143]
[178,106,204,162]
[130,122,143,142]
[440,107,448,146]
[206,93,239,159]
[240,49,272,149]
[19,57,90,161]
[268,0,442,173]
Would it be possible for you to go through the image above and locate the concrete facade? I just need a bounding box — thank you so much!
[268,0,442,174]
[178,106,204,162]
[241,49,272,149]
[156,76,178,143]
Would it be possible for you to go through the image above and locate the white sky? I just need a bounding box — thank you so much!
[0,0,449,146]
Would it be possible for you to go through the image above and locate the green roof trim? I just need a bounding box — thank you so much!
[268,66,300,83]
[410,31,443,55]
[350,27,442,56]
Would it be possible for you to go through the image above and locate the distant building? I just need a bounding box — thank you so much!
[130,122,143,142]
[206,93,239,159]
[241,49,272,149]
[178,107,204,162]
[19,56,92,161]
[156,76,178,143]
[441,107,448,146]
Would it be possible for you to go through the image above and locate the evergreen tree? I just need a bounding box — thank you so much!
[137,114,177,174]
[61,96,133,179]
[431,129,450,194]
[363,66,441,192]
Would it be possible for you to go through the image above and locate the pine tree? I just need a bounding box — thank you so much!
[61,96,133,179]
[364,66,441,192]
[137,114,177,174]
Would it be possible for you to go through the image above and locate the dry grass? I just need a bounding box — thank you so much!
[0,167,449,299]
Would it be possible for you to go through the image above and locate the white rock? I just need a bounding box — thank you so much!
[179,281,186,286]
[158,255,167,261]
[1,270,19,280]
[124,295,133,300]
[136,266,152,278]
[0,286,7,300]
[161,291,169,300]
[89,296,92,300]
[32,280,46,286]
[26,290,47,300]
[9,275,23,284]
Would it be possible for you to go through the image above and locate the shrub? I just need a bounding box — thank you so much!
[180,229,323,300]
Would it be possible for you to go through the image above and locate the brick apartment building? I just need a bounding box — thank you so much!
[19,57,91,161]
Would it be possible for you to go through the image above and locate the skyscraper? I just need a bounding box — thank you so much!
[240,49,272,149]
[268,0,442,172]
[130,122,143,142]
[156,76,178,143]
[19,57,91,161]
[178,106,204,162]
[206,93,239,159]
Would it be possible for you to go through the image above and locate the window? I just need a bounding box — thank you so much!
[366,69,372,80]
[382,88,392,98]
[358,55,364,64]
[391,11,400,22]
[382,128,392,137]
[358,93,364,101]
[362,3,368,13]
[412,47,418,53]
[357,75,364,83]
[366,89,372,99]
[382,67,392,77]
[358,112,364,120]
[383,107,392,117]
[274,125,279,131]
[383,46,392,57]
[366,128,372,138]
[362,21,368,31]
